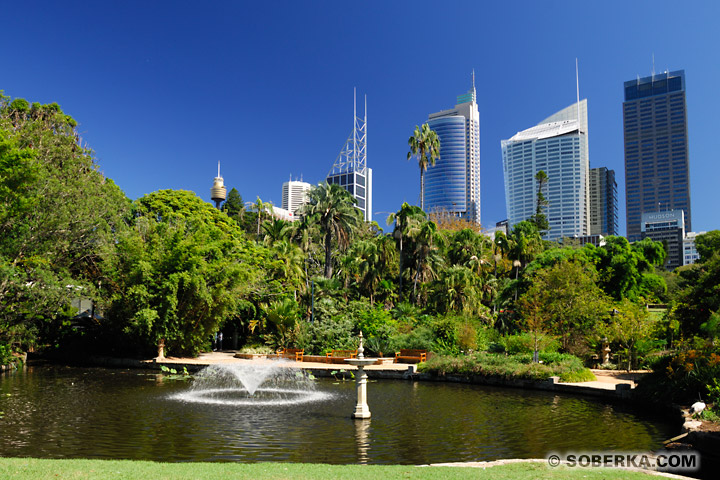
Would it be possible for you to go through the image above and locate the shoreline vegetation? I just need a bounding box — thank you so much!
[0,458,684,480]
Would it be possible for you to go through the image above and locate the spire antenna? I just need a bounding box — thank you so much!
[575,58,581,132]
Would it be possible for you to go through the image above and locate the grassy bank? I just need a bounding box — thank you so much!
[418,352,597,382]
[0,458,670,480]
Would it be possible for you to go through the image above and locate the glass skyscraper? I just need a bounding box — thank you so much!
[623,70,691,242]
[501,100,589,241]
[589,167,619,236]
[424,79,480,224]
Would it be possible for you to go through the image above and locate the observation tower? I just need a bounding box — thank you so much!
[210,162,227,209]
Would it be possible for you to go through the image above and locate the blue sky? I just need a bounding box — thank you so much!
[2,1,719,234]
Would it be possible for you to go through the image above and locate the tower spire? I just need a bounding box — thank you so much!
[472,69,475,89]
[576,58,581,132]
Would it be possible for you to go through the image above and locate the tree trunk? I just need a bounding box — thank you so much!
[420,170,424,211]
[324,230,332,278]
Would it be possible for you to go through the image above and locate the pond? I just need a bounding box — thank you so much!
[0,365,678,464]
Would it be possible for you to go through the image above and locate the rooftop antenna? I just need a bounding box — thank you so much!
[472,69,475,89]
[652,53,656,78]
[575,58,581,133]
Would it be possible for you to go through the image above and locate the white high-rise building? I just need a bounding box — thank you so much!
[281,179,311,214]
[424,74,481,224]
[501,100,590,240]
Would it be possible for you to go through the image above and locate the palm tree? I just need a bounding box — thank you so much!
[387,202,425,300]
[262,218,291,246]
[300,182,362,278]
[252,197,273,239]
[407,123,440,211]
[412,220,445,302]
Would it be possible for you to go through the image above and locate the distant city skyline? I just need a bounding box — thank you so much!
[2,1,719,234]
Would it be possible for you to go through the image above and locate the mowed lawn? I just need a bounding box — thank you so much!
[0,458,677,480]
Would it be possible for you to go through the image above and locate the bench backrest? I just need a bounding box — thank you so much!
[328,349,357,357]
[278,348,303,354]
[398,349,427,356]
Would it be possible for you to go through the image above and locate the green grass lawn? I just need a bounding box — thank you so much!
[0,458,674,479]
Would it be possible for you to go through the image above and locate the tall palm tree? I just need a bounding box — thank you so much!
[387,202,425,300]
[252,197,273,239]
[300,182,362,278]
[407,123,440,211]
[412,219,444,301]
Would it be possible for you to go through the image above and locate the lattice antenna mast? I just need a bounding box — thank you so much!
[328,88,367,176]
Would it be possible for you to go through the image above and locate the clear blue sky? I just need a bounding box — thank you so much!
[2,1,719,234]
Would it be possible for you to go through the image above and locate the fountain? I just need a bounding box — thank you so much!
[170,362,332,406]
[345,331,377,419]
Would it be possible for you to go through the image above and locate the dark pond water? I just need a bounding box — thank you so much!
[0,365,678,464]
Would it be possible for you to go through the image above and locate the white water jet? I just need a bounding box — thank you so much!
[170,362,332,406]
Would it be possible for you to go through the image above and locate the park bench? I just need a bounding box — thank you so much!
[325,349,357,363]
[277,348,304,361]
[326,349,358,359]
[395,349,427,363]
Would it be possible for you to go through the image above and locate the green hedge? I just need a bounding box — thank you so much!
[418,351,596,382]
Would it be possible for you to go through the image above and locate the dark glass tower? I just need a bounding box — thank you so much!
[589,167,619,236]
[623,70,691,242]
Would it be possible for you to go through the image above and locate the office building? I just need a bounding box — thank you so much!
[683,231,706,266]
[640,210,685,270]
[424,76,481,224]
[501,100,590,241]
[589,167,619,236]
[327,90,372,221]
[623,70,691,242]
[282,179,311,214]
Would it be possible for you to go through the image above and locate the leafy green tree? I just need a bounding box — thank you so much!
[300,182,362,279]
[523,259,610,352]
[407,123,440,211]
[0,94,129,352]
[585,236,666,301]
[695,230,720,262]
[599,299,655,371]
[223,187,244,218]
[107,190,267,357]
[672,249,720,336]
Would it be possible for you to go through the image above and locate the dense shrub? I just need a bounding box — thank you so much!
[418,351,595,382]
[295,317,356,355]
[635,340,720,404]
[502,332,559,354]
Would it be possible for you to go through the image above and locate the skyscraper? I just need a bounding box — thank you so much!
[282,178,311,214]
[623,70,691,242]
[589,167,619,236]
[424,75,480,224]
[327,90,372,222]
[501,100,590,240]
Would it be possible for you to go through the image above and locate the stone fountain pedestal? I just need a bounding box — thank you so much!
[345,332,375,419]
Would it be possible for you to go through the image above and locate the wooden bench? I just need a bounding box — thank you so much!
[326,349,358,359]
[395,349,427,363]
[277,348,304,361]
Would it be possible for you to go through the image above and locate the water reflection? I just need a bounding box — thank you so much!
[354,419,371,464]
[0,366,678,464]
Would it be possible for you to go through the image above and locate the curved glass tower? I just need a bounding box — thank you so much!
[424,77,480,224]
